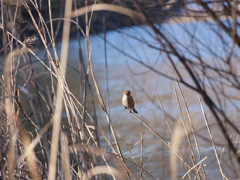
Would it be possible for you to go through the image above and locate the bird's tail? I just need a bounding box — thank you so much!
[133,108,138,114]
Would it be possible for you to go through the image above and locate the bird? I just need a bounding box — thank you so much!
[122,90,138,114]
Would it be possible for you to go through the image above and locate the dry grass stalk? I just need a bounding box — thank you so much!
[60,132,71,180]
[182,156,207,179]
[157,93,173,136]
[174,81,208,179]
[170,120,183,180]
[89,60,131,178]
[48,0,72,179]
[176,81,207,179]
[71,3,146,23]
[199,96,229,180]
[140,129,143,180]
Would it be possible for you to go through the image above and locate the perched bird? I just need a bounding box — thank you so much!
[122,90,138,114]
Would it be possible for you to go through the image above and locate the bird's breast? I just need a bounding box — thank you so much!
[122,95,128,107]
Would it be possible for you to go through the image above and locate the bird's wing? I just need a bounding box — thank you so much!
[128,95,135,108]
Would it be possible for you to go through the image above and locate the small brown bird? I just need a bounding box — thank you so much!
[122,90,138,114]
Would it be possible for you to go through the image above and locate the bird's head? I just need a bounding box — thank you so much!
[124,90,131,96]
